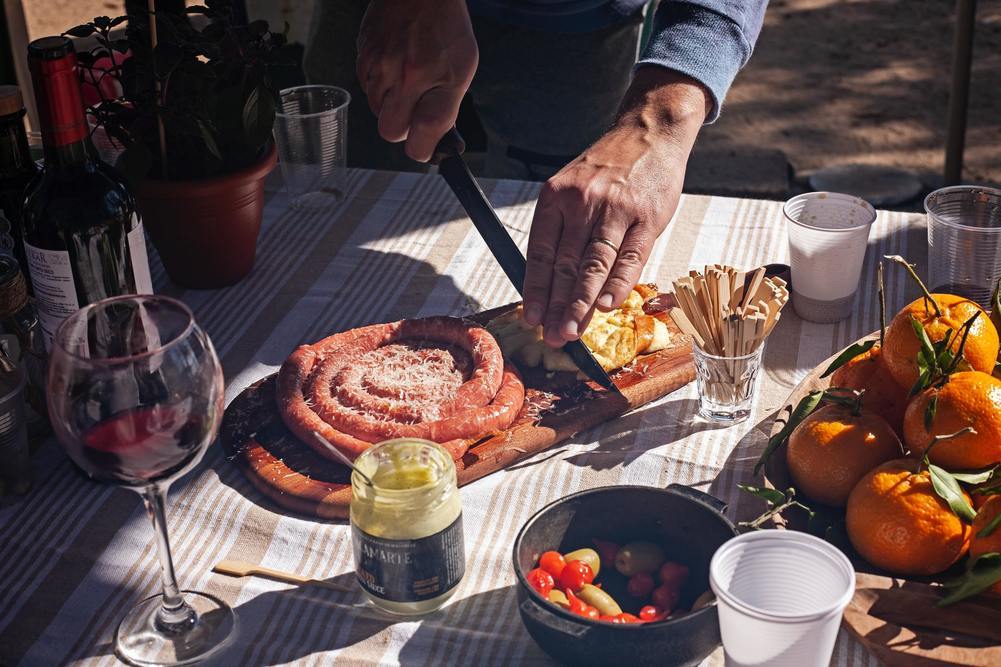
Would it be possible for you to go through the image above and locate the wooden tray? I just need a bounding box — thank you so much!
[221,299,695,519]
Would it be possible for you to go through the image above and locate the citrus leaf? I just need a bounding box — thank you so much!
[737,484,786,506]
[937,553,1001,606]
[928,463,977,522]
[991,278,1001,337]
[951,465,997,485]
[978,512,1001,538]
[911,316,937,366]
[925,394,938,430]
[820,340,876,379]
[755,390,824,476]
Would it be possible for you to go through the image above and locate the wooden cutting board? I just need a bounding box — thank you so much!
[220,297,695,519]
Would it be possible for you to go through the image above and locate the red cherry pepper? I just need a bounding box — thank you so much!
[657,562,690,589]
[617,613,641,623]
[558,559,594,591]
[526,567,554,596]
[627,572,656,598]
[538,550,567,578]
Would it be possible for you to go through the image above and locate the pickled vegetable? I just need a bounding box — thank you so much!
[578,583,623,616]
[548,589,570,608]
[563,548,601,578]
[614,541,666,576]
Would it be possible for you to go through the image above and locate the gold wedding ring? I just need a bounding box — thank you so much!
[590,237,619,253]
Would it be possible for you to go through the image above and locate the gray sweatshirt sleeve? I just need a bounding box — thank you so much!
[637,0,768,122]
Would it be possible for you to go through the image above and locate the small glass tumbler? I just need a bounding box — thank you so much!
[784,192,876,323]
[693,344,765,423]
[926,185,1001,307]
[273,85,350,209]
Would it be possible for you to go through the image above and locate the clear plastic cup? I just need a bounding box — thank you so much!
[693,345,764,423]
[784,192,876,323]
[273,85,350,209]
[925,185,1001,307]
[710,531,855,667]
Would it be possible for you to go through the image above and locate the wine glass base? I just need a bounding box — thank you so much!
[114,591,236,666]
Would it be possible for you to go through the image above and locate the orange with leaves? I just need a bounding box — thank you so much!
[846,458,972,576]
[903,371,1001,469]
[830,345,909,435]
[786,402,902,507]
[882,294,998,390]
[969,495,1001,595]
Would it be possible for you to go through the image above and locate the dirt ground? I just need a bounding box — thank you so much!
[21,0,1001,187]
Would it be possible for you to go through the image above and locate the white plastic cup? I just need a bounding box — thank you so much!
[709,531,855,667]
[784,192,876,323]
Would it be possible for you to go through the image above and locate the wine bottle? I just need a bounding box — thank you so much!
[0,86,38,283]
[22,36,153,350]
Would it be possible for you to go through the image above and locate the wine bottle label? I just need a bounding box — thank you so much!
[127,222,154,295]
[353,514,465,603]
[23,241,79,351]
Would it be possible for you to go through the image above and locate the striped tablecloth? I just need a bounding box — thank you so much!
[0,168,929,666]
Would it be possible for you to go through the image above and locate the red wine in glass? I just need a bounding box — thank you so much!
[73,405,209,487]
[47,294,231,665]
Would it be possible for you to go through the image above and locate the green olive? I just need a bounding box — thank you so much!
[563,548,601,578]
[578,584,622,616]
[614,541,666,577]
[547,589,570,609]
[692,590,716,611]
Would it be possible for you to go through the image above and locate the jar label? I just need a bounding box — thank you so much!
[23,241,78,351]
[127,222,154,295]
[353,514,465,603]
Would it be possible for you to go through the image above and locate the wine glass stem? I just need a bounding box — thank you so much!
[142,483,195,632]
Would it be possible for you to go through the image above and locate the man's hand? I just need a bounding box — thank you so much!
[522,68,711,346]
[356,0,478,162]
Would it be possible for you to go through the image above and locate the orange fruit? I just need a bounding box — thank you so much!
[970,495,1001,595]
[883,294,998,390]
[786,403,902,507]
[903,371,1001,469]
[830,344,909,435]
[846,458,972,576]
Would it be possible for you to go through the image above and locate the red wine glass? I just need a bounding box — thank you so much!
[47,295,230,666]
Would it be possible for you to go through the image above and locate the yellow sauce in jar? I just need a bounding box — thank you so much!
[350,438,464,615]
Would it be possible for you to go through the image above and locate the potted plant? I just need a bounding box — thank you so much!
[67,0,287,288]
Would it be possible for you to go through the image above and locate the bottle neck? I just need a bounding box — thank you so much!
[28,48,93,167]
[0,111,35,179]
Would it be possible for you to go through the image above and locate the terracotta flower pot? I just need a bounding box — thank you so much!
[136,143,277,289]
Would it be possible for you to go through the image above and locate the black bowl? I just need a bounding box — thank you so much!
[512,484,738,667]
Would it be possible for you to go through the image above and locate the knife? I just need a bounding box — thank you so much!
[432,127,620,394]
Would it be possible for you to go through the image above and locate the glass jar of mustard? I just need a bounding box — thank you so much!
[350,438,465,615]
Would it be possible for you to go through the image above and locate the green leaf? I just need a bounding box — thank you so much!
[938,553,1001,606]
[991,278,1001,337]
[925,394,938,431]
[951,465,997,485]
[755,390,824,476]
[64,24,96,38]
[978,512,1001,539]
[928,463,977,522]
[242,84,276,149]
[197,120,222,161]
[820,340,876,379]
[911,316,937,365]
[737,484,787,506]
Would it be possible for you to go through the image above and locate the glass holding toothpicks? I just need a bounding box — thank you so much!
[670,265,789,422]
[46,295,231,666]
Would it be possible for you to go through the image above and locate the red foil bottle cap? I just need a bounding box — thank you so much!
[27,36,88,148]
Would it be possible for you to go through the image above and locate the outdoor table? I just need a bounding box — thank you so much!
[0,167,926,665]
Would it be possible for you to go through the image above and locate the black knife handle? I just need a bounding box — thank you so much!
[431,127,467,165]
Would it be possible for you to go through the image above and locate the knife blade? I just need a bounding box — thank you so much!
[432,128,620,394]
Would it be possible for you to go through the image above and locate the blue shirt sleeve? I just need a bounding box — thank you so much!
[637,0,768,122]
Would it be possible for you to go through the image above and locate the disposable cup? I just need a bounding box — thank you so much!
[274,85,350,209]
[709,531,855,667]
[925,185,1001,307]
[784,192,876,323]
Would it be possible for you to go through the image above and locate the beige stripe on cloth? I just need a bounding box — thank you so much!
[0,170,922,667]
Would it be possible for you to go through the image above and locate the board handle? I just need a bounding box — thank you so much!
[667,483,728,514]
